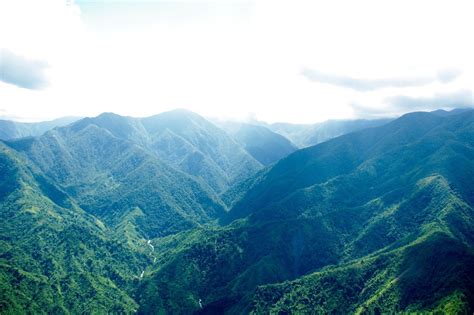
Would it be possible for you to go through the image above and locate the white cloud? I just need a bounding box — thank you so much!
[0,49,50,89]
[0,0,473,123]
[301,68,462,91]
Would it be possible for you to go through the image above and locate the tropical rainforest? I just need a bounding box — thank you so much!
[0,108,473,314]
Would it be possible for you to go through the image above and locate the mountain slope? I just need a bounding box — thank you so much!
[0,142,148,314]
[68,110,262,194]
[1,109,473,314]
[225,110,474,222]
[252,229,474,314]
[6,118,225,238]
[0,111,263,194]
[0,117,81,141]
[218,122,297,165]
[141,110,262,192]
[136,110,474,314]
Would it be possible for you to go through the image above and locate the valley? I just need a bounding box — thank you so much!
[0,108,473,314]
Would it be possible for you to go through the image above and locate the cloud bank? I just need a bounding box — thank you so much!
[351,89,473,118]
[387,89,473,110]
[0,49,49,90]
[0,0,473,123]
[301,68,462,91]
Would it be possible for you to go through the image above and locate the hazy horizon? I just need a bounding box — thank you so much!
[3,106,473,126]
[1,0,473,123]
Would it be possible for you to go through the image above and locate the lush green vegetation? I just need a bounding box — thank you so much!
[71,109,262,194]
[0,143,148,314]
[7,118,226,238]
[0,109,473,314]
[141,110,262,193]
[136,110,474,313]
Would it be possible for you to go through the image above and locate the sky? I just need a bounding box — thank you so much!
[0,0,473,123]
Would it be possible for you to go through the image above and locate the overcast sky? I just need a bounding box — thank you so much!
[0,0,473,123]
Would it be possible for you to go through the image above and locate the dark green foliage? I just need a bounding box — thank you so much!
[251,232,474,314]
[0,143,148,314]
[136,110,474,314]
[0,110,260,313]
[1,109,473,314]
[225,110,474,223]
[136,217,345,313]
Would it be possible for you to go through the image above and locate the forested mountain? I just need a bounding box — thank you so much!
[6,116,226,238]
[217,121,298,165]
[0,117,81,141]
[136,109,474,313]
[269,118,391,147]
[67,110,262,194]
[0,142,148,313]
[1,108,473,314]
[140,110,262,193]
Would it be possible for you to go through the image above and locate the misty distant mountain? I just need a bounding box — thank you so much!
[268,108,473,147]
[0,116,81,140]
[217,121,298,165]
[269,118,392,147]
[65,110,262,193]
[430,107,473,117]
[141,110,262,192]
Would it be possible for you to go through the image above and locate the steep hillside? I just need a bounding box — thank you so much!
[67,110,262,194]
[141,110,262,193]
[6,119,225,238]
[0,142,148,314]
[218,121,297,165]
[136,110,474,314]
[226,110,474,222]
[1,109,473,314]
[252,229,474,314]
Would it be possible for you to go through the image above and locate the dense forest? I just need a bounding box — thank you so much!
[1,108,473,314]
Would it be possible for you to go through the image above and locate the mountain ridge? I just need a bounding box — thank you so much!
[135,109,474,313]
[1,107,473,314]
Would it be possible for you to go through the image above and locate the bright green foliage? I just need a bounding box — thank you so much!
[0,143,148,314]
[1,109,473,314]
[137,110,474,314]
[7,118,226,238]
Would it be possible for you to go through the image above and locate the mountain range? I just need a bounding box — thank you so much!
[0,116,81,141]
[267,118,392,148]
[0,108,473,314]
[216,121,298,165]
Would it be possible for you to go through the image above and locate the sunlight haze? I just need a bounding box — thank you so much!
[1,0,473,123]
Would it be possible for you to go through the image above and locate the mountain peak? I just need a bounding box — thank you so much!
[149,108,204,122]
[96,112,124,119]
[430,107,473,117]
